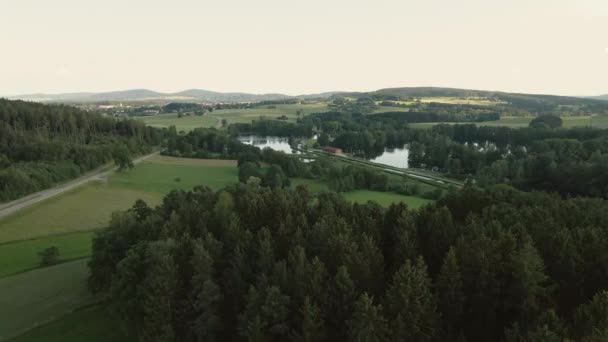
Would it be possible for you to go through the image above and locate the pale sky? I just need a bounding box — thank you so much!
[1,0,607,96]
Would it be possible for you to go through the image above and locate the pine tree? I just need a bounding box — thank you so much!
[385,257,438,342]
[191,242,222,342]
[436,247,464,340]
[573,290,608,341]
[139,241,177,342]
[348,293,390,342]
[294,296,326,342]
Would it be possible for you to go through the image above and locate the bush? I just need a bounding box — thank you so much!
[38,246,60,267]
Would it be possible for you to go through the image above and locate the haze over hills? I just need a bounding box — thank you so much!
[5,87,608,106]
[589,94,608,101]
[6,89,341,103]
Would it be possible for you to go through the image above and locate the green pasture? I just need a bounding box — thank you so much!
[0,183,161,243]
[290,178,433,208]
[0,259,94,340]
[0,232,93,278]
[9,305,131,342]
[110,159,239,193]
[138,113,218,131]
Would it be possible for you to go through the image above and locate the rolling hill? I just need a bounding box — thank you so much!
[6,89,340,103]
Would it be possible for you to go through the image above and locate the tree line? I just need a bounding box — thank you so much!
[0,99,165,201]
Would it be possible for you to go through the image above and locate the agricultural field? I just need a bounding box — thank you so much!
[138,103,329,131]
[0,259,94,340]
[376,97,505,107]
[138,113,218,131]
[10,305,131,342]
[212,103,328,125]
[0,183,161,243]
[0,232,93,277]
[290,177,433,209]
[409,115,608,129]
[110,156,238,193]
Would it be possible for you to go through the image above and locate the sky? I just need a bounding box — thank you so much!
[1,0,607,96]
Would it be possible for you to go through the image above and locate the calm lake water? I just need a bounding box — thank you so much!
[238,135,299,154]
[368,146,409,169]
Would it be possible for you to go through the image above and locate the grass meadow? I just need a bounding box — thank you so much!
[9,305,131,342]
[290,178,433,209]
[0,232,93,278]
[0,259,94,340]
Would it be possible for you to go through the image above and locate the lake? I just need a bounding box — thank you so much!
[368,146,409,169]
[238,135,299,154]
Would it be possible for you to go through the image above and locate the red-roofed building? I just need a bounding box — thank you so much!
[322,146,343,154]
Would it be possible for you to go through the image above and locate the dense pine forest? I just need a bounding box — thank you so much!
[0,99,165,201]
[89,184,608,341]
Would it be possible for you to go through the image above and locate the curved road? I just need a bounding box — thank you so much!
[0,151,159,220]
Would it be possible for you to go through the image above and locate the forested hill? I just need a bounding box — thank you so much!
[343,87,608,113]
[0,99,165,201]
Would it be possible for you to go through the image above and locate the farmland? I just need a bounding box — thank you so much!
[0,259,94,340]
[0,232,93,277]
[138,113,218,131]
[9,305,130,342]
[409,115,608,129]
[138,103,329,131]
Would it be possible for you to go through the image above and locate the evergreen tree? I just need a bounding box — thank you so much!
[348,293,390,342]
[436,247,464,340]
[385,257,438,342]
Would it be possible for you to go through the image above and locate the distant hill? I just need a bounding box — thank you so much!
[6,87,606,109]
[6,89,339,104]
[338,87,608,112]
[589,95,608,101]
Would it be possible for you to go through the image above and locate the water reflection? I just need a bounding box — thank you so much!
[238,135,299,154]
[368,146,409,169]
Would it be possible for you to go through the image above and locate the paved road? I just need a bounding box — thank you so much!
[0,151,159,220]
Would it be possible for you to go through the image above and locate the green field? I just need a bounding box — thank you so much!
[138,113,218,131]
[0,259,94,340]
[0,232,93,278]
[290,178,432,208]
[343,190,432,208]
[9,305,131,342]
[409,115,608,129]
[0,183,161,243]
[110,158,238,193]
[213,103,328,125]
[138,103,329,131]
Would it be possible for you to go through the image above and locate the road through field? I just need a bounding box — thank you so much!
[0,151,159,221]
